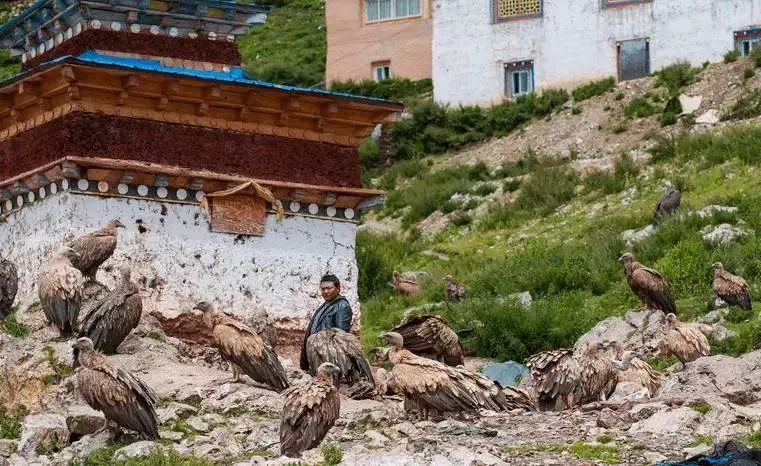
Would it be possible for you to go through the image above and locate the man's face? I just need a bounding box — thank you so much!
[320,281,340,301]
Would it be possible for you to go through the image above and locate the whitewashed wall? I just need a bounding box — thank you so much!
[433,0,761,106]
[1,192,359,329]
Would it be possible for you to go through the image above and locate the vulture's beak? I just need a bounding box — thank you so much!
[116,220,126,228]
[618,255,624,262]
[378,331,388,340]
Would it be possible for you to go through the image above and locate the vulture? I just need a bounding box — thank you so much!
[38,247,84,337]
[306,329,375,399]
[379,331,513,418]
[392,271,421,297]
[194,301,289,392]
[653,188,681,225]
[713,262,752,310]
[502,386,537,412]
[620,252,677,315]
[613,351,661,398]
[390,314,464,366]
[657,313,710,364]
[572,341,617,405]
[443,275,467,303]
[68,219,125,282]
[77,265,142,358]
[526,348,581,411]
[73,337,159,440]
[0,257,18,319]
[280,362,341,458]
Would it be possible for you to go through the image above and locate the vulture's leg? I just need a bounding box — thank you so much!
[562,393,573,411]
[231,364,242,383]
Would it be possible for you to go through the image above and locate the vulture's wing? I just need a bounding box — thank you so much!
[38,261,83,334]
[280,380,339,457]
[631,267,676,314]
[68,232,117,275]
[674,325,710,359]
[215,322,289,391]
[453,366,511,411]
[526,349,580,399]
[0,260,18,318]
[715,271,752,310]
[617,358,661,397]
[79,284,142,354]
[306,330,373,385]
[502,386,537,411]
[392,315,463,365]
[575,356,615,404]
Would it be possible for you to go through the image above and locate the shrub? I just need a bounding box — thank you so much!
[515,164,579,214]
[330,78,433,101]
[752,46,761,67]
[611,121,627,133]
[356,232,420,300]
[358,137,379,169]
[584,153,639,195]
[660,111,678,127]
[624,97,658,118]
[472,183,497,196]
[2,311,28,338]
[723,89,761,120]
[0,406,24,439]
[572,77,615,102]
[503,179,522,192]
[571,106,582,115]
[321,443,343,466]
[744,68,756,81]
[654,62,698,95]
[724,49,741,63]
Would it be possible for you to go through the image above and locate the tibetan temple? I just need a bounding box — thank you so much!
[0,0,402,344]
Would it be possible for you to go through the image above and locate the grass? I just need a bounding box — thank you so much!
[572,77,615,102]
[330,78,433,101]
[505,442,620,464]
[741,430,761,448]
[654,62,699,96]
[689,434,716,447]
[321,442,342,466]
[41,345,74,382]
[624,97,658,118]
[596,434,614,444]
[724,49,741,63]
[723,89,761,121]
[690,402,712,414]
[146,330,166,342]
[0,406,25,439]
[2,310,28,338]
[72,443,213,466]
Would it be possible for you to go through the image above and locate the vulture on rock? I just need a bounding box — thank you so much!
[620,252,677,315]
[68,219,125,282]
[443,275,467,303]
[77,265,142,358]
[613,351,661,398]
[73,337,159,440]
[280,362,340,457]
[38,247,84,337]
[653,188,681,225]
[392,271,421,297]
[657,313,710,364]
[713,262,752,310]
[526,348,581,411]
[0,257,18,319]
[379,331,513,418]
[572,341,617,405]
[390,314,464,366]
[194,301,289,392]
[306,329,375,399]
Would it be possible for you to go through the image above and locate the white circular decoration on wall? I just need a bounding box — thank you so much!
[130,24,141,33]
[55,33,63,45]
[137,185,149,196]
[39,187,46,199]
[97,181,109,192]
[61,179,69,190]
[169,27,178,37]
[344,208,355,220]
[156,187,168,198]
[111,22,122,31]
[27,192,35,203]
[150,25,160,35]
[91,20,101,29]
[74,23,83,34]
[326,206,337,217]
[4,200,12,212]
[117,183,129,195]
[77,179,89,190]
[308,203,319,215]
[65,29,73,40]
[176,189,188,200]
[16,196,23,207]
[289,201,301,213]
[195,191,206,201]
[50,183,57,194]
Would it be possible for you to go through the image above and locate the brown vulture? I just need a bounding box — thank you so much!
[390,314,464,366]
[620,252,677,315]
[713,262,752,310]
[392,271,420,297]
[38,247,84,337]
[0,257,18,319]
[379,331,513,418]
[68,219,125,282]
[652,188,681,225]
[572,341,617,405]
[73,337,159,440]
[280,362,340,457]
[77,265,142,359]
[502,386,537,411]
[526,348,581,411]
[657,313,710,364]
[194,301,289,392]
[613,351,661,398]
[306,329,375,399]
[443,275,467,303]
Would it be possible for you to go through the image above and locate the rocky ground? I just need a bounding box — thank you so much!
[1,302,760,466]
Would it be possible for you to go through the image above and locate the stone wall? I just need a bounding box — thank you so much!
[2,191,360,332]
[433,0,761,106]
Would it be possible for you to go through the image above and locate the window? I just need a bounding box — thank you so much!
[365,0,421,23]
[373,62,391,81]
[736,29,761,56]
[617,38,649,81]
[504,61,534,97]
[494,0,542,22]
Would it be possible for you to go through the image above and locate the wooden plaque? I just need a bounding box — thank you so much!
[209,194,266,236]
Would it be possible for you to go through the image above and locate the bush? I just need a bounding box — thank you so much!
[2,311,28,338]
[330,78,433,101]
[660,111,678,127]
[724,49,741,63]
[723,89,761,121]
[744,68,756,81]
[654,62,698,95]
[584,153,639,195]
[611,121,627,133]
[472,183,497,196]
[358,137,379,169]
[356,232,420,300]
[572,77,615,102]
[624,97,658,118]
[0,406,24,439]
[322,443,342,466]
[752,46,761,67]
[515,164,579,214]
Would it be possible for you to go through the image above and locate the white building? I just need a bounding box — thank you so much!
[433,0,761,106]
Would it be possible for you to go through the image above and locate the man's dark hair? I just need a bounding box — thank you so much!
[320,274,340,287]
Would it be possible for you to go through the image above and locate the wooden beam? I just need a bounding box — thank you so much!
[244,91,258,107]
[197,102,209,115]
[18,81,39,97]
[321,102,338,116]
[163,80,181,96]
[61,161,81,179]
[61,65,76,82]
[282,96,300,110]
[204,86,222,101]
[157,96,169,110]
[122,74,141,90]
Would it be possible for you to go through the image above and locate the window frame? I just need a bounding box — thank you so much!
[492,0,543,23]
[372,61,392,81]
[364,0,422,24]
[504,60,534,98]
[735,28,761,56]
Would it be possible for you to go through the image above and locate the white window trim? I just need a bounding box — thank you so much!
[364,0,422,24]
[373,64,391,81]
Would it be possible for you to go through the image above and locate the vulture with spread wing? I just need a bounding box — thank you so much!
[653,188,681,225]
[713,262,752,310]
[73,337,159,440]
[392,271,421,297]
[280,362,340,457]
[0,257,18,319]
[613,351,661,398]
[306,329,374,399]
[444,275,467,303]
[657,313,710,364]
[620,252,677,315]
[77,265,142,358]
[572,341,617,405]
[390,314,464,366]
[68,219,125,282]
[379,331,513,417]
[38,247,84,337]
[194,302,289,392]
[526,348,581,411]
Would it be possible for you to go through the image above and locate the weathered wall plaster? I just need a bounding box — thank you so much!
[433,0,761,106]
[2,191,359,330]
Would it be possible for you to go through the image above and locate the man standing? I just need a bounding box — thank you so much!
[299,274,353,373]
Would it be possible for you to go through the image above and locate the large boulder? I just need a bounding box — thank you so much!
[629,406,701,435]
[17,413,69,458]
[65,405,105,437]
[114,441,163,461]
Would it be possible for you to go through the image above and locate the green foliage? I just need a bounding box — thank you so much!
[568,442,621,464]
[2,310,28,338]
[72,444,213,466]
[596,435,614,444]
[654,62,699,96]
[752,46,761,68]
[723,89,761,120]
[645,356,678,373]
[724,49,741,63]
[503,179,522,193]
[659,111,678,127]
[472,183,497,197]
[358,137,380,170]
[0,49,19,81]
[710,321,761,357]
[146,330,166,342]
[725,307,755,323]
[375,159,427,190]
[321,443,342,466]
[611,121,627,133]
[35,432,63,456]
[689,434,716,446]
[238,0,325,86]
[744,68,756,81]
[330,78,433,101]
[41,345,74,382]
[571,77,615,102]
[646,124,761,167]
[741,430,761,448]
[356,232,420,300]
[515,164,579,214]
[571,106,582,115]
[690,402,712,414]
[624,97,658,118]
[583,153,640,195]
[0,406,25,439]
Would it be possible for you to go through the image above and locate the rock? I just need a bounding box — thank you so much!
[608,382,649,403]
[160,431,184,441]
[678,94,702,115]
[701,223,751,245]
[695,205,738,219]
[0,440,16,457]
[157,402,199,424]
[65,405,105,436]
[186,416,210,433]
[630,407,702,434]
[114,441,163,460]
[507,292,532,307]
[482,361,529,387]
[622,224,655,246]
[576,316,635,352]
[57,431,110,463]
[695,109,720,125]
[447,446,507,465]
[707,323,737,341]
[643,451,668,463]
[365,430,390,448]
[18,413,69,458]
[698,309,727,324]
[430,454,453,466]
[683,443,713,458]
[394,421,420,437]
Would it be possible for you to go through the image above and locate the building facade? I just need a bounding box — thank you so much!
[433,0,761,106]
[326,0,433,84]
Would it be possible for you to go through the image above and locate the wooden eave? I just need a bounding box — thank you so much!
[0,60,402,146]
